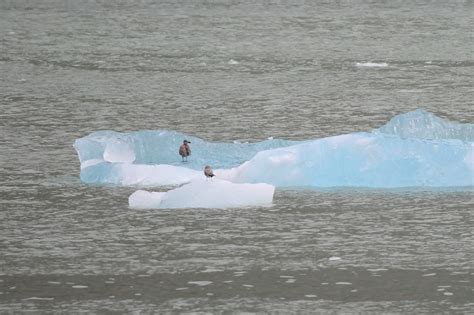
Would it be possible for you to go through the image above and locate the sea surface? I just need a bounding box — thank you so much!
[1,0,473,313]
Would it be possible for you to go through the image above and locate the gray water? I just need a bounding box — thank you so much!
[1,0,473,313]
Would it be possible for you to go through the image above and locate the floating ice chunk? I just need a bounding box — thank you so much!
[23,297,55,301]
[74,110,473,188]
[74,130,296,170]
[422,273,436,277]
[187,281,212,286]
[356,62,388,67]
[129,178,275,209]
[220,132,473,187]
[228,59,239,65]
[129,190,165,209]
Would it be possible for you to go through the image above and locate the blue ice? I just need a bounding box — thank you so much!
[74,110,473,188]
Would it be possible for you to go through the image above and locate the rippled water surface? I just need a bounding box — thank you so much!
[1,0,473,313]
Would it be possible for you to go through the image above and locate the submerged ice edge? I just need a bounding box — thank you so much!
[75,110,474,188]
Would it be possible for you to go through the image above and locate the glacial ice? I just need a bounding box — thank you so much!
[375,109,474,142]
[129,179,275,209]
[74,129,298,171]
[217,132,473,187]
[355,62,389,67]
[80,161,201,186]
[74,110,474,188]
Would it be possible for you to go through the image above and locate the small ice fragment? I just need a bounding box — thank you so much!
[130,179,274,209]
[9,287,16,290]
[279,275,294,278]
[188,281,212,286]
[201,268,223,273]
[422,273,436,277]
[223,280,233,283]
[268,137,274,140]
[47,281,61,285]
[355,62,388,67]
[242,284,254,288]
[176,287,188,290]
[72,285,88,289]
[285,279,296,283]
[335,282,352,285]
[206,293,214,296]
[228,59,239,65]
[304,294,317,298]
[329,257,341,261]
[444,292,453,296]
[135,293,141,296]
[321,282,328,285]
[23,297,54,301]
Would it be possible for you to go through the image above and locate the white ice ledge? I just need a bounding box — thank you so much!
[129,178,275,209]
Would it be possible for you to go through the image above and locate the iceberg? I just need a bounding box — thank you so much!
[74,130,298,171]
[74,110,474,188]
[217,132,473,187]
[129,179,275,209]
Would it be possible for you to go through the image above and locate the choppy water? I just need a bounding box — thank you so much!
[1,0,473,313]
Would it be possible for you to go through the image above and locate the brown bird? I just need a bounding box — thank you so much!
[178,140,191,162]
[204,165,215,180]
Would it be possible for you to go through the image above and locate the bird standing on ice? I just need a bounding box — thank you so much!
[179,140,191,162]
[204,165,215,180]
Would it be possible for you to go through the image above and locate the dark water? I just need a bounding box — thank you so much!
[1,0,473,313]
